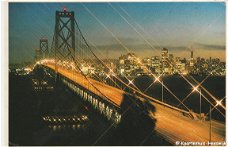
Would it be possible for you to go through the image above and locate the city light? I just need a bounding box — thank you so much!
[154,76,160,83]
[192,85,199,92]
[216,99,223,107]
[128,79,134,85]
[105,74,110,79]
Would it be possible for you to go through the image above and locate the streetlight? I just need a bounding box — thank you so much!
[105,74,111,86]
[105,74,110,79]
[128,79,134,93]
[209,100,222,142]
[192,85,201,117]
[154,76,163,102]
[216,99,222,107]
[128,79,134,85]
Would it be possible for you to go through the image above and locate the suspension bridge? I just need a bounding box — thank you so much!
[33,8,225,145]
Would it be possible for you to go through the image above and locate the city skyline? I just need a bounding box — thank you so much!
[9,2,225,63]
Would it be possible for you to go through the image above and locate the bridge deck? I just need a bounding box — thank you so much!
[43,63,125,107]
[42,63,225,144]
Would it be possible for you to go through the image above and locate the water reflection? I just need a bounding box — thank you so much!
[48,124,86,131]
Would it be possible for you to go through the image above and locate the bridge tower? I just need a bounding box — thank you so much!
[54,7,75,61]
[34,48,42,61]
[40,38,49,58]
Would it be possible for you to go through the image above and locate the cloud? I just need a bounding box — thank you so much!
[193,43,225,50]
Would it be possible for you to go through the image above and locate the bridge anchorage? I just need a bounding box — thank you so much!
[34,7,225,144]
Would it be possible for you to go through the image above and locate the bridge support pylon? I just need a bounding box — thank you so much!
[54,8,76,62]
[40,38,49,58]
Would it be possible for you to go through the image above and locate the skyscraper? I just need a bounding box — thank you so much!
[161,48,170,73]
[191,50,193,58]
[161,48,168,62]
[190,50,194,67]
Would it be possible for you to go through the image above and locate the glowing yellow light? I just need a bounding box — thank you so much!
[154,76,160,83]
[216,100,222,107]
[192,86,199,92]
[106,74,110,79]
[128,79,134,85]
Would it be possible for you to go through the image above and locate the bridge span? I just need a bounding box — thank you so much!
[38,61,225,145]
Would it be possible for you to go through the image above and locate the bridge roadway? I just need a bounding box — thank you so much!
[42,62,225,145]
[44,63,125,107]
